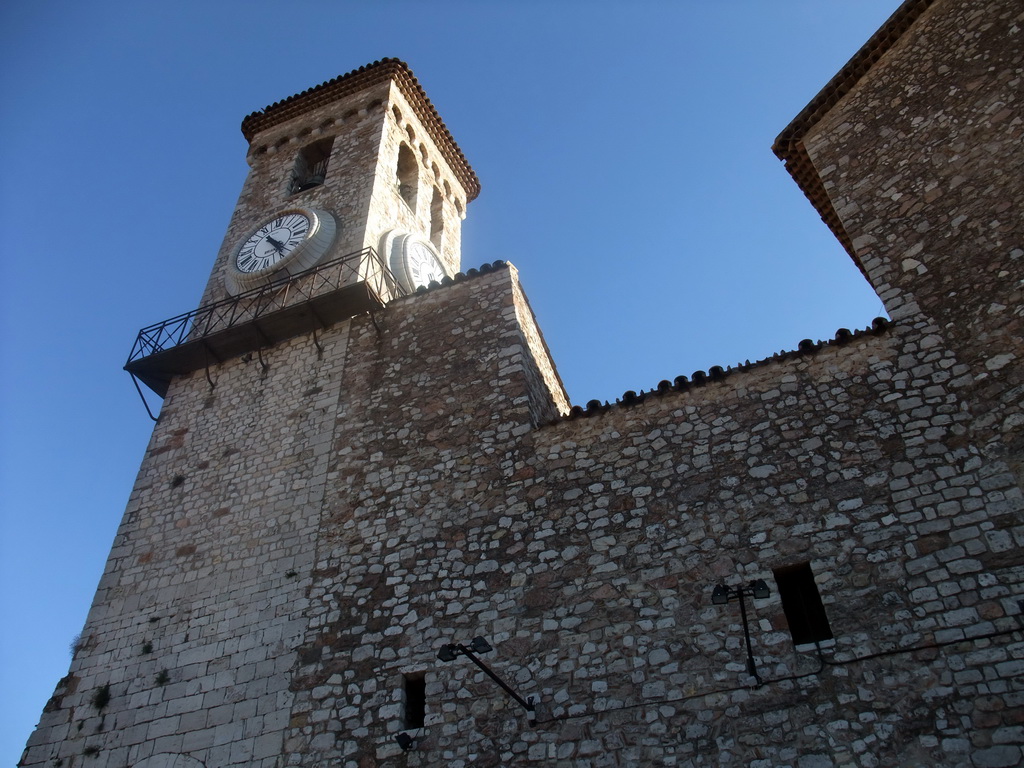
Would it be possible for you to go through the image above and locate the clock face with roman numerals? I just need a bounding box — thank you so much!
[225,207,337,295]
[235,212,311,274]
[382,233,447,293]
[406,241,446,289]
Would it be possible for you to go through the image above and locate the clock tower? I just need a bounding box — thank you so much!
[238,58,474,279]
[123,58,481,399]
[22,58,571,767]
[218,57,478,301]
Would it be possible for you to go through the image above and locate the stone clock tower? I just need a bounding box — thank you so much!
[210,58,478,303]
[21,59,568,767]
[122,58,482,400]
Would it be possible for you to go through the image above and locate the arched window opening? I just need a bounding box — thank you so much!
[430,187,444,247]
[290,137,334,194]
[397,143,418,209]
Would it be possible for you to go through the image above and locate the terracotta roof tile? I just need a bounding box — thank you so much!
[241,58,480,202]
[392,260,510,301]
[559,318,892,422]
[772,0,936,277]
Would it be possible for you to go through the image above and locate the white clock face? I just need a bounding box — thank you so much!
[225,207,337,295]
[380,231,447,294]
[406,242,445,289]
[235,212,311,274]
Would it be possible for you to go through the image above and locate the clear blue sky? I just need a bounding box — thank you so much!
[0,0,901,762]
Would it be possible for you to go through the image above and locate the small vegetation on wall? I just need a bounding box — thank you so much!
[156,669,170,686]
[92,684,111,711]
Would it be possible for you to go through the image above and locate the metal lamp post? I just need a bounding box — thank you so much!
[711,579,770,686]
[437,636,536,722]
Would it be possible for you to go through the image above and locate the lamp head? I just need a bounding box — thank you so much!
[469,636,493,654]
[437,644,459,663]
[711,584,729,605]
[751,579,770,599]
[395,733,414,751]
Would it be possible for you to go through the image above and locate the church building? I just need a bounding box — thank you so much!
[21,0,1022,765]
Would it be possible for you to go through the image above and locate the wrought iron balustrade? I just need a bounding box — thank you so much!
[125,246,404,398]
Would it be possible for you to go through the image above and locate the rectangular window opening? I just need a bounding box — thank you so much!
[404,673,426,729]
[773,561,834,646]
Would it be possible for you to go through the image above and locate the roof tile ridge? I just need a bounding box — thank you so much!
[241,58,404,135]
[391,260,509,303]
[772,0,936,274]
[389,66,480,202]
[773,0,935,154]
[555,317,892,423]
[239,58,480,202]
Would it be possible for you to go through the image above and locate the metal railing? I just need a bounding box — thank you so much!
[126,246,404,365]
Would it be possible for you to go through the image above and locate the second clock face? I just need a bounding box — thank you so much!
[379,230,448,294]
[406,241,446,289]
[235,212,311,274]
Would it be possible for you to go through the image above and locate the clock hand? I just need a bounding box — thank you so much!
[266,235,285,252]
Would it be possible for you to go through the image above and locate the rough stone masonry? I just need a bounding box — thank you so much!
[21,0,1022,766]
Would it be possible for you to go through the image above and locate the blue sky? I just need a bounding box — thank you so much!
[0,0,902,762]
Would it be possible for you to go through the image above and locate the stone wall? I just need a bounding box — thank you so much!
[21,253,1024,766]
[805,0,1024,474]
[273,266,1022,767]
[373,82,469,276]
[19,265,572,768]
[23,316,352,766]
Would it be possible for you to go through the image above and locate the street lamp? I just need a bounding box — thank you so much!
[394,732,415,751]
[436,636,536,722]
[438,635,492,662]
[710,579,770,686]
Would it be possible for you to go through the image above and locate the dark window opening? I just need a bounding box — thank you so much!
[397,143,418,209]
[430,187,444,247]
[773,562,833,645]
[290,137,334,193]
[404,673,425,728]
